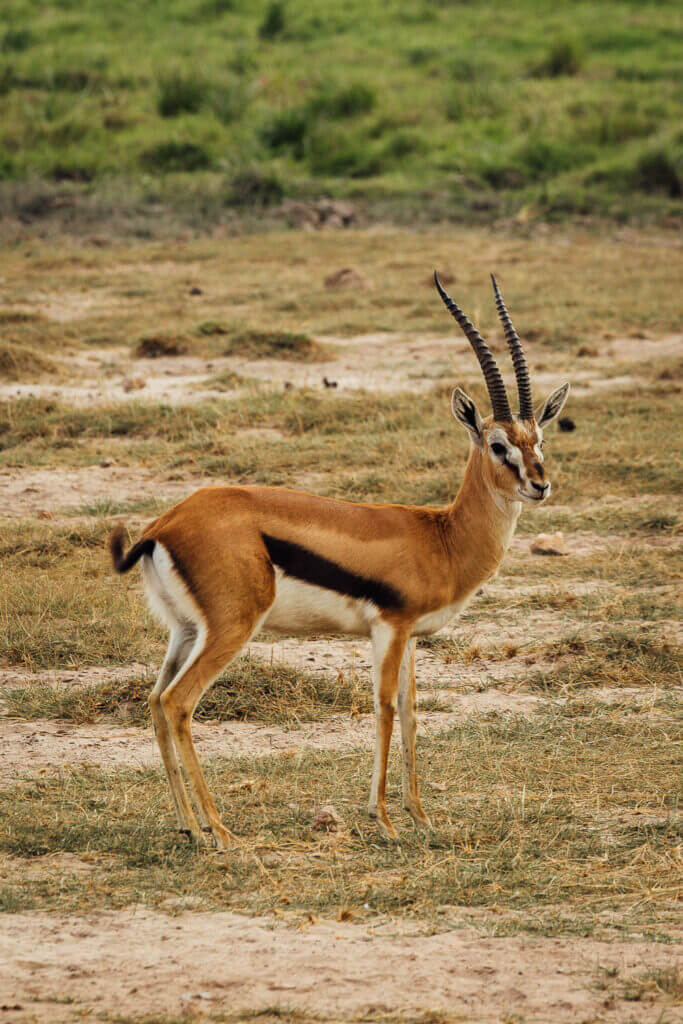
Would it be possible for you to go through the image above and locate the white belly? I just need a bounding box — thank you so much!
[412,598,468,637]
[263,571,378,637]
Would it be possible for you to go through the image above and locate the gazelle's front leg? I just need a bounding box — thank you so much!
[368,621,409,840]
[397,638,432,829]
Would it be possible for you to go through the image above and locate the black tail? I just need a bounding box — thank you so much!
[109,526,155,574]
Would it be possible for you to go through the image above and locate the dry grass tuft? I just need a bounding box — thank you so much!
[0,341,59,381]
[134,334,190,358]
[221,328,330,362]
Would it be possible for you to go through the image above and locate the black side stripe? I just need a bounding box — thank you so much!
[261,533,404,611]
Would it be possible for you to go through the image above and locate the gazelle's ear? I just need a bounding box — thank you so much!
[451,387,484,448]
[536,382,570,427]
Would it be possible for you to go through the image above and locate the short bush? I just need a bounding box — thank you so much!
[532,38,583,78]
[157,71,206,117]
[260,107,308,156]
[306,125,383,178]
[210,79,246,124]
[141,140,211,172]
[259,1,286,40]
[2,28,33,52]
[517,138,588,179]
[51,69,93,91]
[310,81,376,119]
[445,81,505,121]
[383,130,424,159]
[225,168,284,207]
[134,335,189,358]
[635,150,681,196]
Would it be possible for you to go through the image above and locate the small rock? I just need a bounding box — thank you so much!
[558,416,575,432]
[324,267,368,290]
[323,376,338,388]
[312,804,344,832]
[99,457,116,468]
[530,532,568,557]
[123,376,146,392]
[189,286,203,296]
[37,509,53,520]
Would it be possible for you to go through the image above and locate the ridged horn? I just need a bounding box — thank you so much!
[434,271,512,422]
[490,274,534,420]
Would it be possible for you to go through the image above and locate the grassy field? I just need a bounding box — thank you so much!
[0,0,681,231]
[0,224,681,1021]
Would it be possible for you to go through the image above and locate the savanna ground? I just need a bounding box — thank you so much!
[0,224,682,1024]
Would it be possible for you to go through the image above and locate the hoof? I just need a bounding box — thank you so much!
[404,806,433,831]
[177,827,204,844]
[369,807,398,842]
[209,824,236,851]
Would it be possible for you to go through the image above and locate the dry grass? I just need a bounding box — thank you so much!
[1,704,680,939]
[0,340,60,380]
[4,655,372,726]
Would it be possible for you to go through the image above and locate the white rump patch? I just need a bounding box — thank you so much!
[141,543,207,651]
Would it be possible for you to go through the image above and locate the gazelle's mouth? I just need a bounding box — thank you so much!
[517,487,547,503]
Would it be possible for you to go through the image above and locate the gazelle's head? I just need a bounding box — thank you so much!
[434,271,570,505]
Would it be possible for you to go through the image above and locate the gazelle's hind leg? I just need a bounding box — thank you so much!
[149,625,202,837]
[397,639,431,829]
[161,616,267,850]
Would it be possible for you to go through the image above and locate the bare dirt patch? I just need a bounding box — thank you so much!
[0,906,678,1024]
[0,698,535,785]
[0,465,211,517]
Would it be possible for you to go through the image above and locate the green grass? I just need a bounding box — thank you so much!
[0,0,681,227]
[1,704,679,939]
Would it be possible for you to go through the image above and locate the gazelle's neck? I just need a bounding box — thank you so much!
[444,446,521,594]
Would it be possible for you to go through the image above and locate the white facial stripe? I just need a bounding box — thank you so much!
[504,444,528,483]
[488,429,528,479]
[533,443,544,463]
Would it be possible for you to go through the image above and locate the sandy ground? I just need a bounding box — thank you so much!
[1,330,680,408]
[0,906,680,1024]
[0,693,545,785]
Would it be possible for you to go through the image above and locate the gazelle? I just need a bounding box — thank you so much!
[110,273,569,846]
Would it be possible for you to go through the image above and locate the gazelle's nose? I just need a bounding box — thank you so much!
[531,480,549,497]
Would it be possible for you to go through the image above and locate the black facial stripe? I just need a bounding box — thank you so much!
[262,533,404,611]
[502,456,523,483]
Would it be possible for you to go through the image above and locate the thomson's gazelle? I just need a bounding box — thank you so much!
[111,273,570,845]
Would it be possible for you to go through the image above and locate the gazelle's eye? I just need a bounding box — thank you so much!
[490,442,506,457]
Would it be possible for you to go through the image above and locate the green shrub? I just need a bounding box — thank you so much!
[141,140,211,171]
[445,81,505,121]
[260,107,308,156]
[306,124,383,178]
[2,28,33,52]
[383,130,424,159]
[157,71,206,117]
[259,1,286,40]
[532,38,583,78]
[310,81,376,119]
[518,138,588,178]
[635,150,681,196]
[210,79,246,123]
[51,69,94,91]
[225,168,284,207]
